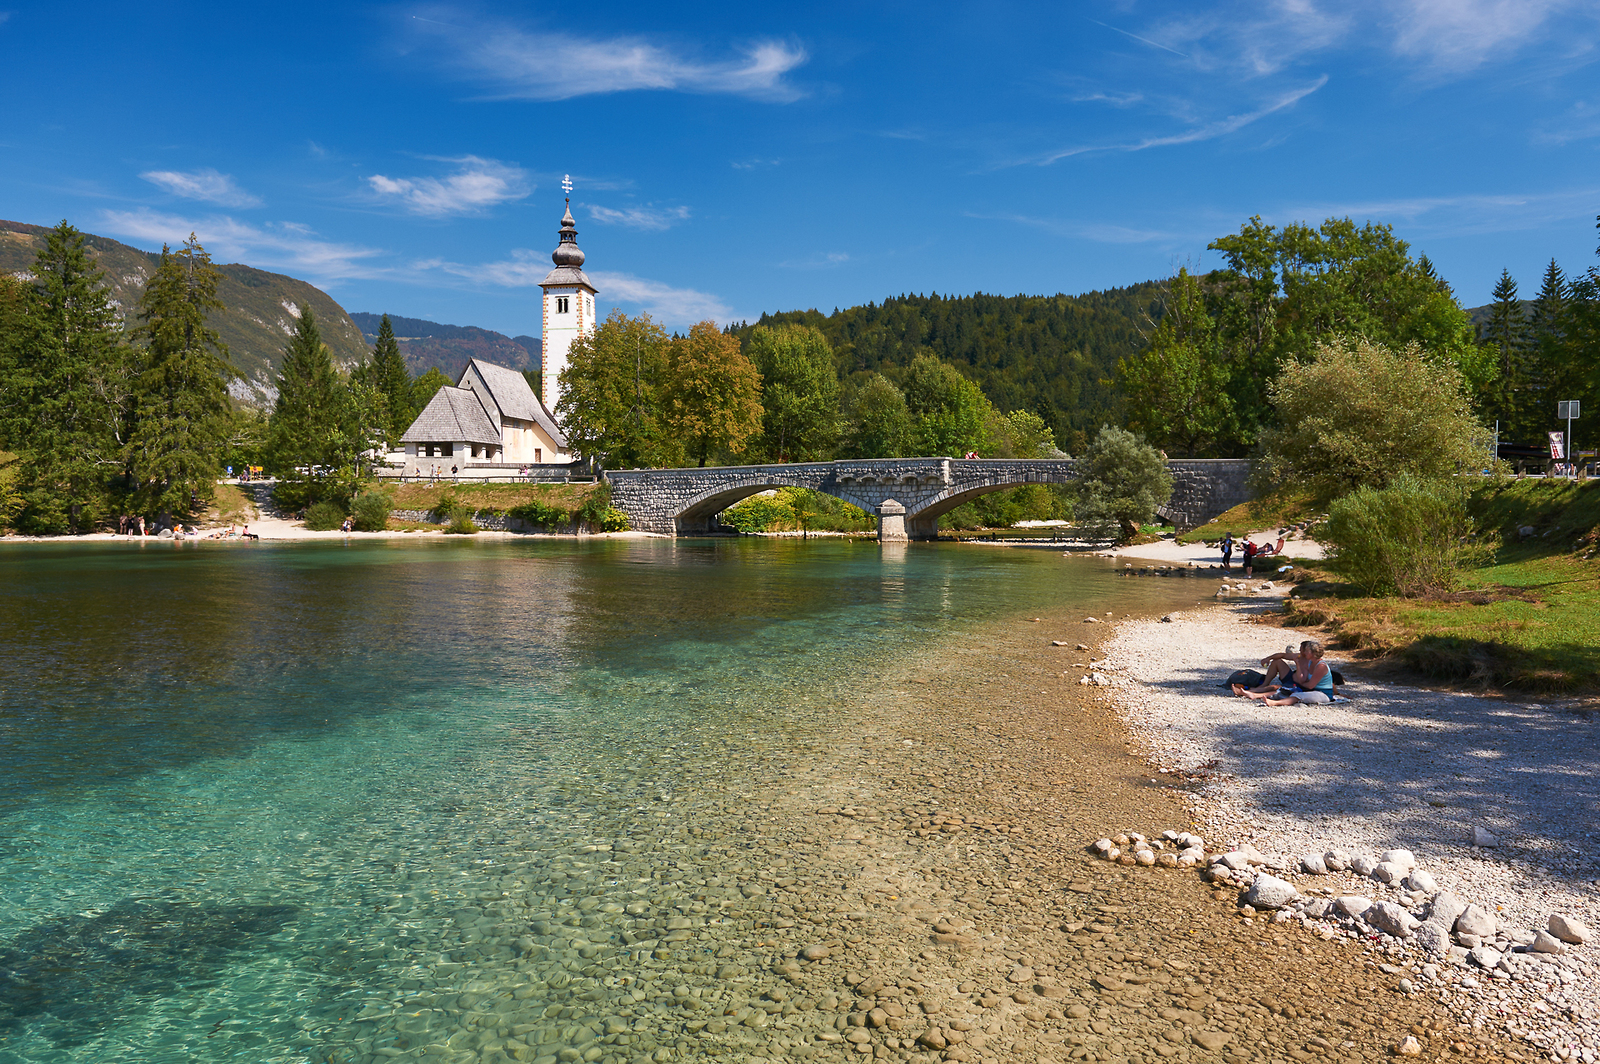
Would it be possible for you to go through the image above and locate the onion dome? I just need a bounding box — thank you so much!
[551,204,585,268]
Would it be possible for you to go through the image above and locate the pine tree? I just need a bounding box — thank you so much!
[130,236,233,516]
[1526,259,1573,436]
[368,313,413,444]
[268,304,343,474]
[0,221,133,531]
[1482,269,1529,441]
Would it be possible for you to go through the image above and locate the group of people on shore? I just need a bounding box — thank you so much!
[114,515,258,541]
[1217,530,1287,576]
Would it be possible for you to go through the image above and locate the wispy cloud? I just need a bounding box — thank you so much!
[1071,90,1146,107]
[368,155,529,216]
[424,250,729,324]
[731,158,781,170]
[1035,76,1327,165]
[140,167,261,208]
[982,212,1179,245]
[1270,186,1600,237]
[1086,18,1188,58]
[777,251,851,269]
[1387,0,1574,72]
[585,203,690,231]
[411,12,807,102]
[99,208,382,282]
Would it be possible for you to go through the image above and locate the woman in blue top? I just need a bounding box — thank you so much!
[1232,640,1335,705]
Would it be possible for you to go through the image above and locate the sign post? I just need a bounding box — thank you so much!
[1558,400,1581,478]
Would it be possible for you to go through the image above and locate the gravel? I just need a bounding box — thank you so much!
[1102,599,1600,1059]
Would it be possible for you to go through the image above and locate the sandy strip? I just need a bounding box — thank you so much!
[1101,600,1600,1056]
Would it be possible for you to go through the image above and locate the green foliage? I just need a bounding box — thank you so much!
[303,500,346,531]
[571,480,613,527]
[1253,337,1490,503]
[1074,426,1173,542]
[745,324,839,461]
[842,375,913,458]
[0,451,23,530]
[351,486,392,531]
[982,408,1058,458]
[268,305,342,471]
[508,499,569,529]
[1204,216,1484,453]
[1116,268,1234,457]
[902,354,991,456]
[596,507,629,532]
[940,484,1069,530]
[364,313,414,445]
[445,511,478,535]
[663,321,764,466]
[410,367,452,414]
[0,222,135,532]
[1323,475,1499,597]
[719,487,873,533]
[129,236,233,516]
[556,309,679,468]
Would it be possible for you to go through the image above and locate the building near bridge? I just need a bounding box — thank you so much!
[392,195,595,478]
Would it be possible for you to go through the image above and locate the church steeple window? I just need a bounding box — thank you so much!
[556,296,570,314]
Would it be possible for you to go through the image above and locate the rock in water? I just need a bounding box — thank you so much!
[1549,913,1590,944]
[1396,1035,1423,1056]
[1364,901,1419,938]
[1244,874,1300,910]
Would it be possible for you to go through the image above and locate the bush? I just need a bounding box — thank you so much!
[721,493,793,533]
[1074,426,1172,542]
[597,507,629,532]
[1323,474,1498,596]
[351,488,392,532]
[304,500,346,530]
[508,500,569,529]
[571,482,613,527]
[444,508,478,535]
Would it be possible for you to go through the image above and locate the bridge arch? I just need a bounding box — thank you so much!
[901,471,1078,539]
[673,478,875,533]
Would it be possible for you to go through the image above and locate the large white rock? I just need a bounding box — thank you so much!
[1428,892,1467,929]
[1335,896,1373,918]
[1244,874,1301,911]
[1467,945,1503,969]
[1405,870,1439,893]
[1380,848,1417,872]
[1530,931,1567,955]
[1371,861,1408,884]
[1300,853,1328,875]
[1472,826,1500,847]
[1413,922,1451,955]
[1549,913,1590,945]
[1219,851,1253,871]
[1323,849,1351,871]
[1349,855,1378,876]
[1364,901,1419,938]
[1455,905,1497,939]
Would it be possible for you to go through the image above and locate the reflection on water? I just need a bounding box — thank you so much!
[0,538,1200,1062]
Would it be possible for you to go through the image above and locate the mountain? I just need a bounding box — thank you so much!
[348,312,540,381]
[0,220,369,405]
[738,283,1165,453]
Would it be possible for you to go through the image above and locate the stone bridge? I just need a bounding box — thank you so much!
[606,458,1251,540]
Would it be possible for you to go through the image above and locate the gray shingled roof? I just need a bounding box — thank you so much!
[399,386,501,446]
[541,265,593,289]
[463,359,569,449]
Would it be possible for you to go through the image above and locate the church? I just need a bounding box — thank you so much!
[395,191,595,476]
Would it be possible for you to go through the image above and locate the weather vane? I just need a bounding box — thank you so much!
[562,174,573,202]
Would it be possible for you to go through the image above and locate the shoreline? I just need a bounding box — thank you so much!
[1099,601,1598,1059]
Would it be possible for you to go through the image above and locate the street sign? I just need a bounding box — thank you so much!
[1558,400,1581,420]
[1549,431,1566,460]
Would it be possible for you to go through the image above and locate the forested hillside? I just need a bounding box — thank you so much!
[0,220,368,403]
[348,312,540,380]
[739,283,1164,453]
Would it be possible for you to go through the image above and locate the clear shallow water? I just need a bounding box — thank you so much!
[0,538,1200,1063]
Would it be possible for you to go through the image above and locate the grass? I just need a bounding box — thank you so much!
[205,482,258,526]
[388,481,603,514]
[1176,492,1319,544]
[1284,478,1600,692]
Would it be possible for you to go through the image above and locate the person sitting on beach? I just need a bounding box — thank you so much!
[1232,640,1335,705]
[241,525,259,540]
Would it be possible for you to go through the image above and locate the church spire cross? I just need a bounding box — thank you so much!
[562,173,573,202]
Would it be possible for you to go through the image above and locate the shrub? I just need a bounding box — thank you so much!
[1323,474,1498,596]
[508,500,569,529]
[571,482,613,527]
[444,507,478,535]
[351,488,392,532]
[304,500,346,530]
[721,493,792,533]
[597,507,629,532]
[1074,426,1172,542]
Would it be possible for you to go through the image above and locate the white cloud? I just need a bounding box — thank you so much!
[140,168,261,208]
[99,208,382,283]
[777,251,851,269]
[414,13,807,102]
[1036,77,1327,164]
[1387,0,1572,71]
[367,155,530,216]
[585,204,691,231]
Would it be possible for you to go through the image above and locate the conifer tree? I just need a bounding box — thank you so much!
[1482,269,1529,440]
[367,313,413,444]
[268,304,343,473]
[0,221,133,531]
[1526,259,1573,435]
[130,236,233,515]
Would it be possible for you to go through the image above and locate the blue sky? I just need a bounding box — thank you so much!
[3,1,1599,337]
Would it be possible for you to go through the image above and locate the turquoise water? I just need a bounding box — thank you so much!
[0,538,1197,1063]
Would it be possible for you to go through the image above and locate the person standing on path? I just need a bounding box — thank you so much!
[1220,532,1234,572]
[1242,539,1258,578]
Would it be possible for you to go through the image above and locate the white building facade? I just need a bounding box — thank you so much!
[539,202,597,412]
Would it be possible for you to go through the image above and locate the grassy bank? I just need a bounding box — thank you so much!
[1286,478,1600,692]
[1176,493,1318,544]
[387,482,604,514]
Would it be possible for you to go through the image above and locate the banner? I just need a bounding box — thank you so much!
[1549,431,1565,459]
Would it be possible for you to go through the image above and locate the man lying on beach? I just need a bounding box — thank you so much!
[1231,639,1335,705]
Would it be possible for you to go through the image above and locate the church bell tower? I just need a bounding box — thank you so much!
[539,175,597,416]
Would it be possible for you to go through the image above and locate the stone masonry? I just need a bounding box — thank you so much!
[606,458,1252,538]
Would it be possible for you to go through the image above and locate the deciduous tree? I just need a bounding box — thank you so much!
[843,375,913,459]
[745,324,838,461]
[1074,426,1172,542]
[1116,267,1234,457]
[663,321,763,467]
[556,309,677,468]
[902,353,990,456]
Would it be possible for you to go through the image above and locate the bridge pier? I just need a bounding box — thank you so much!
[876,499,907,543]
[906,515,941,541]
